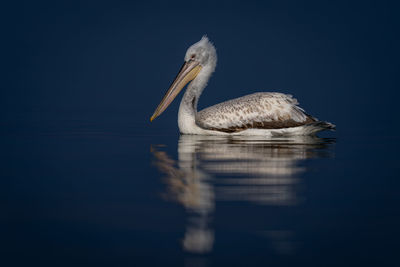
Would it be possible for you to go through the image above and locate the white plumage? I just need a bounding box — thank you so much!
[151,36,335,136]
[197,92,309,130]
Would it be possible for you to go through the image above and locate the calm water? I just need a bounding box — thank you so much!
[2,112,399,266]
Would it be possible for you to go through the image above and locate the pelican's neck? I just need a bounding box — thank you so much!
[178,64,215,134]
[180,80,204,116]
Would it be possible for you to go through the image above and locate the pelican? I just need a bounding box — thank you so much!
[150,36,335,136]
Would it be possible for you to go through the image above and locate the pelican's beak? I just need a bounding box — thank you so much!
[150,60,202,122]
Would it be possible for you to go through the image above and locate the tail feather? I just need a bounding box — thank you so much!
[311,121,336,130]
[271,120,335,136]
[301,121,336,135]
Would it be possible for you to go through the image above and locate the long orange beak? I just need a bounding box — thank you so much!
[150,60,202,122]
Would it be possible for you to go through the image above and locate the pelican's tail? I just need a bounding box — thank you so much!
[302,121,336,135]
[270,120,335,136]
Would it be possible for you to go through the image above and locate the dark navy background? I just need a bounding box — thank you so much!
[1,0,399,266]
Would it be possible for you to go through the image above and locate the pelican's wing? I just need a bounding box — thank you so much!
[196,92,316,133]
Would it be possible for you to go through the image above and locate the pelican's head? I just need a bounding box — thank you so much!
[150,36,217,122]
[184,36,217,68]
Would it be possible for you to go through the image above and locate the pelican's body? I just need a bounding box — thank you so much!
[151,36,335,136]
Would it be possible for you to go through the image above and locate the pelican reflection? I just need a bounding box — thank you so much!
[151,135,334,254]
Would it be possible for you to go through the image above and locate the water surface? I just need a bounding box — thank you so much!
[2,113,399,266]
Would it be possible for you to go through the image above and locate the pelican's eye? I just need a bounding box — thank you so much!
[191,54,196,59]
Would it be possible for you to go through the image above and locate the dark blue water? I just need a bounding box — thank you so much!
[2,1,399,266]
[2,111,399,266]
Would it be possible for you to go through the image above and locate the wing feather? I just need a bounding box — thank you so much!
[196,92,315,132]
